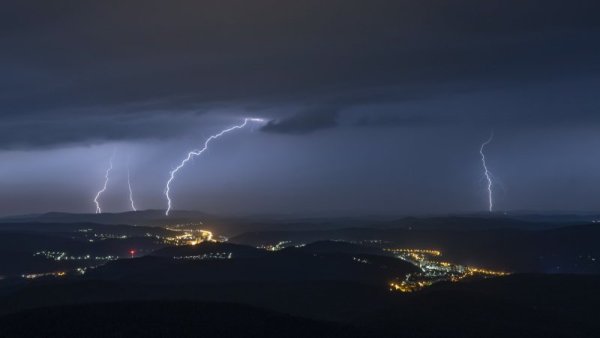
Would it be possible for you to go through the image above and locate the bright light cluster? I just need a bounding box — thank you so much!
[22,271,66,279]
[173,252,232,260]
[163,225,215,246]
[388,247,509,293]
[34,251,119,261]
[257,241,293,251]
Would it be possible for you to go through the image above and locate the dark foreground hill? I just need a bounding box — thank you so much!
[0,301,368,338]
[361,274,600,338]
[84,245,418,285]
[1,274,599,338]
[150,241,267,258]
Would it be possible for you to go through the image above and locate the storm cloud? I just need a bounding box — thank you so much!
[262,108,339,134]
[1,1,600,216]
[1,0,599,147]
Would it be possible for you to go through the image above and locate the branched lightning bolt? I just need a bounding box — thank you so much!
[94,151,115,214]
[127,161,137,212]
[480,131,494,212]
[164,118,265,216]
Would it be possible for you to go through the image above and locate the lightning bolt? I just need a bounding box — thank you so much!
[480,131,494,212]
[94,151,115,214]
[164,118,266,216]
[127,161,137,212]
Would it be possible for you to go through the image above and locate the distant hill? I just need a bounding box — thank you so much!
[231,224,600,274]
[0,210,256,237]
[0,210,213,227]
[0,221,174,237]
[377,216,552,230]
[0,211,590,236]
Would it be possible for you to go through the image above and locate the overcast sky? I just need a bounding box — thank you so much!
[1,0,599,216]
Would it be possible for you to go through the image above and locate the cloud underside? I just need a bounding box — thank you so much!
[1,0,599,147]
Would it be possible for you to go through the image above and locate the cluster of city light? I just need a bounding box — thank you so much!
[257,241,294,251]
[173,252,232,260]
[21,225,224,280]
[385,248,442,256]
[390,280,432,293]
[18,224,224,281]
[388,248,509,292]
[22,266,102,279]
[353,239,385,245]
[163,225,215,246]
[352,257,369,264]
[34,251,119,261]
[93,233,128,239]
[75,231,130,243]
[464,267,509,277]
[22,271,67,279]
[23,260,111,280]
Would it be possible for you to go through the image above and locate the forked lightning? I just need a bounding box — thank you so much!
[94,151,115,214]
[127,162,137,212]
[164,118,265,216]
[480,132,494,212]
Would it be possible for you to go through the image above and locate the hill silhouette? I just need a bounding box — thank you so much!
[1,274,599,337]
[85,244,418,285]
[231,224,600,273]
[0,301,369,338]
[151,241,267,259]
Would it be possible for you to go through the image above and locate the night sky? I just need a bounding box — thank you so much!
[1,1,599,216]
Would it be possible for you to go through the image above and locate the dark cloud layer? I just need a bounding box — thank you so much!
[1,0,600,147]
[262,109,339,134]
[2,1,600,216]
